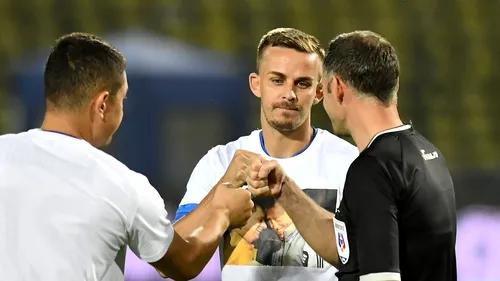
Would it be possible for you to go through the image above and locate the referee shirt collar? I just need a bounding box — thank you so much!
[366,124,412,149]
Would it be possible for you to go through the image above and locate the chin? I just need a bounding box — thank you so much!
[103,136,113,146]
[332,123,350,137]
[93,136,113,148]
[270,120,302,132]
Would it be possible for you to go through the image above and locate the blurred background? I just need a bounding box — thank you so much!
[1,0,499,280]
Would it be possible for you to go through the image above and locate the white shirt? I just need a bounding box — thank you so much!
[177,128,358,281]
[0,129,174,281]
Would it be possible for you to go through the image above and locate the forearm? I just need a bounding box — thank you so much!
[173,185,217,238]
[277,177,339,267]
[157,208,229,281]
[183,208,230,277]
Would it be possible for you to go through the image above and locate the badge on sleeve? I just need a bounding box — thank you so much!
[334,218,350,264]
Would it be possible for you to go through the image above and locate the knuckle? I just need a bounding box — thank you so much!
[236,170,245,179]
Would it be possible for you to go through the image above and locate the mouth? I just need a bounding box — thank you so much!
[276,107,299,111]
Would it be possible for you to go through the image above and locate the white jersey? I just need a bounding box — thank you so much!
[177,128,358,281]
[0,129,174,281]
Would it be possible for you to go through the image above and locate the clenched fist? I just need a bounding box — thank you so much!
[219,150,261,188]
[245,157,287,198]
[212,182,254,228]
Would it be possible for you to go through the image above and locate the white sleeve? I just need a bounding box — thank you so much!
[179,149,225,206]
[128,173,174,263]
[360,272,401,281]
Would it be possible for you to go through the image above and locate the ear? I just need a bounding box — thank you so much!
[91,91,110,120]
[249,72,261,98]
[313,81,324,105]
[334,76,346,105]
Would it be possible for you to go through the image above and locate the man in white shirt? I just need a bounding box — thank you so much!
[0,32,254,281]
[174,28,359,281]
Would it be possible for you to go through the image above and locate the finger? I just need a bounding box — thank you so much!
[241,187,257,200]
[246,168,261,181]
[258,160,279,178]
[246,178,268,189]
[248,185,270,197]
[246,169,268,187]
[250,157,263,172]
[241,186,253,198]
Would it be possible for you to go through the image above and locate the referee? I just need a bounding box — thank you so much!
[244,30,457,281]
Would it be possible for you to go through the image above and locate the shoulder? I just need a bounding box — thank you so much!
[0,131,29,145]
[348,154,384,174]
[88,148,163,220]
[181,130,261,204]
[74,142,156,204]
[345,154,394,191]
[0,132,17,140]
[365,137,401,161]
[86,145,136,176]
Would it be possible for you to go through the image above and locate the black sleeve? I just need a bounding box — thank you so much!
[344,156,400,276]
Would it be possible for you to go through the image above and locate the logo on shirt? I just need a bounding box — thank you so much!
[334,218,350,264]
[338,233,346,251]
[420,149,438,161]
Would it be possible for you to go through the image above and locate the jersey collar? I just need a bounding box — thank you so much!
[366,124,412,149]
[259,127,318,158]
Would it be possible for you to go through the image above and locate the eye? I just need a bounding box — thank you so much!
[271,78,284,85]
[297,81,311,89]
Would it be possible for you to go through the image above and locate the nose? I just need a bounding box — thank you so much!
[283,89,297,101]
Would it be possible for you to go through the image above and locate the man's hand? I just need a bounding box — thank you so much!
[212,182,254,228]
[219,150,261,188]
[245,157,286,198]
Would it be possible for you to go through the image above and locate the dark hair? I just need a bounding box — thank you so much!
[44,32,126,110]
[256,28,325,71]
[324,30,399,105]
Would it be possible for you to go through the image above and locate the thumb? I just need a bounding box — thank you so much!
[242,186,256,199]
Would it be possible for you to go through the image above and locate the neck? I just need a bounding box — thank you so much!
[41,111,87,140]
[260,117,314,158]
[347,101,403,152]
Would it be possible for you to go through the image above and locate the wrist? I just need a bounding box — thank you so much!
[212,206,231,227]
[276,175,290,200]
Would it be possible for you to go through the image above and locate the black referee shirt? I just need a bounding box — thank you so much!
[335,125,457,281]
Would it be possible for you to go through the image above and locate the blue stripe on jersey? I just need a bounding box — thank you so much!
[174,203,198,222]
[259,127,318,157]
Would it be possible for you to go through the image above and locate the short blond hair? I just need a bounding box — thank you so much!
[256,28,325,71]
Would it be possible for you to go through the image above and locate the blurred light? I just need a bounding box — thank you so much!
[125,247,222,281]
[457,205,500,281]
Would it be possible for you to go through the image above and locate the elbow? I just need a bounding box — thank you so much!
[159,266,199,281]
[152,253,202,281]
